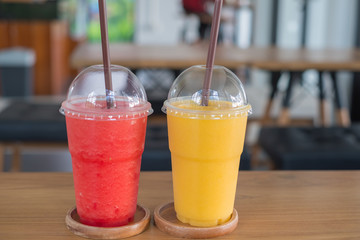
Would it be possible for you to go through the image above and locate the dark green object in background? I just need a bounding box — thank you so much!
[0,1,59,20]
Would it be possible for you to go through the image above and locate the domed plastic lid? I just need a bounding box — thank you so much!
[162,65,251,116]
[60,65,153,120]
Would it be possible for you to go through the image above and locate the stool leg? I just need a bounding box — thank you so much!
[0,143,4,172]
[278,71,296,126]
[10,144,21,172]
[318,71,329,126]
[262,71,281,125]
[330,71,350,127]
[350,72,360,122]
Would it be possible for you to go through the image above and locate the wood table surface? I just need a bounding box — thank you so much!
[70,43,360,71]
[251,47,360,71]
[70,43,258,70]
[1,171,360,239]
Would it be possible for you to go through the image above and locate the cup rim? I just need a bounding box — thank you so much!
[60,97,153,120]
[162,98,252,117]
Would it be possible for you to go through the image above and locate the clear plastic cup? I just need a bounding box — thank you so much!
[60,65,152,227]
[162,65,251,227]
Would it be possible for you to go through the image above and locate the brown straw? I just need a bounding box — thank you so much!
[201,0,223,106]
[98,0,114,109]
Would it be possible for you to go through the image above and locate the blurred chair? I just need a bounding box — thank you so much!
[261,70,351,127]
[259,126,360,170]
[0,99,67,171]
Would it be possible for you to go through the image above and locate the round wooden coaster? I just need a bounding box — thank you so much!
[154,202,238,239]
[65,204,150,239]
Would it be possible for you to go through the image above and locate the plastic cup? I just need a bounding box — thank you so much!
[162,65,251,227]
[60,65,152,227]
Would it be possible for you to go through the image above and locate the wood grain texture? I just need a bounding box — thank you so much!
[154,202,238,239]
[71,43,211,70]
[0,144,4,172]
[1,171,360,239]
[65,205,150,239]
[0,22,10,48]
[0,21,71,95]
[70,43,360,71]
[251,47,360,71]
[31,22,52,95]
[70,43,271,70]
[49,21,69,95]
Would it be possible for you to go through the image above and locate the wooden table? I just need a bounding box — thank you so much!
[70,43,360,71]
[1,171,360,239]
[70,43,273,70]
[251,47,360,71]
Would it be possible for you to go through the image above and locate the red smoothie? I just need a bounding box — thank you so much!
[65,101,148,227]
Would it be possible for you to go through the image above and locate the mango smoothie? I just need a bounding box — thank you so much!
[166,99,249,227]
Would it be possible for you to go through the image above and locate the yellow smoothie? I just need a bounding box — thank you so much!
[166,99,249,227]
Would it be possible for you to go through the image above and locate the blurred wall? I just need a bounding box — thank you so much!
[135,0,183,45]
[252,0,274,47]
[307,0,357,49]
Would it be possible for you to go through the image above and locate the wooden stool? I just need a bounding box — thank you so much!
[0,100,67,172]
[0,143,21,172]
[0,142,68,172]
[262,70,351,127]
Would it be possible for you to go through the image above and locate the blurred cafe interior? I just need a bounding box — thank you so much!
[0,0,360,172]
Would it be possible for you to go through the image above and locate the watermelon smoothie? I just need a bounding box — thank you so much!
[64,101,148,227]
[61,65,152,227]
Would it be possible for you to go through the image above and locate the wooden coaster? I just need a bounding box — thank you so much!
[65,204,150,239]
[154,202,238,239]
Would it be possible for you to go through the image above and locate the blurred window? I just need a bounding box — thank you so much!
[67,0,134,42]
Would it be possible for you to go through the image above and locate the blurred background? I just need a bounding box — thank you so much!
[0,0,359,172]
